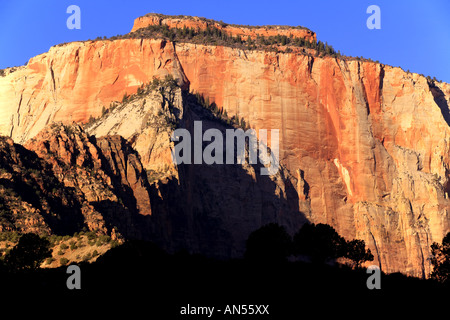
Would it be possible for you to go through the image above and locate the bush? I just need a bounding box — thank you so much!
[49,235,62,245]
[59,257,69,266]
[86,231,96,241]
[110,240,120,249]
[343,239,374,268]
[4,233,52,271]
[82,252,91,262]
[293,223,374,268]
[96,235,111,246]
[245,223,292,263]
[430,232,450,284]
[0,231,20,243]
[46,257,55,265]
[77,240,85,248]
[293,223,346,264]
[69,240,78,251]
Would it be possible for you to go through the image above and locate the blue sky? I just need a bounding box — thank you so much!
[0,0,449,82]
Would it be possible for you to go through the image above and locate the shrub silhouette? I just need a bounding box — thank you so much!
[293,223,345,264]
[244,223,292,263]
[344,239,374,268]
[4,233,52,271]
[430,232,450,284]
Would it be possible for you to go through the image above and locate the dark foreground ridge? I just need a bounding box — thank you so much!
[1,238,447,317]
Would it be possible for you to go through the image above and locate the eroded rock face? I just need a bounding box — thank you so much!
[0,39,188,144]
[83,86,307,258]
[0,14,449,276]
[0,129,101,235]
[20,123,153,236]
[175,44,450,276]
[84,85,181,177]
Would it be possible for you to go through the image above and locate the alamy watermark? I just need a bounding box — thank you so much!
[366,265,381,289]
[366,5,381,30]
[66,5,81,30]
[171,121,280,176]
[66,264,81,289]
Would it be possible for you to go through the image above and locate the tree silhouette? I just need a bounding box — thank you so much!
[4,233,52,271]
[293,223,345,264]
[344,239,374,269]
[430,232,450,284]
[244,223,292,263]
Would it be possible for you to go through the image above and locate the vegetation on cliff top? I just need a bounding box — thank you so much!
[107,23,339,58]
[85,74,180,129]
[139,13,313,31]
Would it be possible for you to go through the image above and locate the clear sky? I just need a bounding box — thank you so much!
[0,0,449,82]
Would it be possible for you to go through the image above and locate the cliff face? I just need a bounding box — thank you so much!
[0,15,449,276]
[177,45,450,276]
[0,38,188,143]
[82,85,307,257]
[0,86,305,258]
[1,122,154,238]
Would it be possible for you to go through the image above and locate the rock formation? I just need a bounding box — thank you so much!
[0,121,157,238]
[0,38,188,143]
[0,13,449,276]
[130,13,317,42]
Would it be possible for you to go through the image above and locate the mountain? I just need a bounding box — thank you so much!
[0,13,449,277]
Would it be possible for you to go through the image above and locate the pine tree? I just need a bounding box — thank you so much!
[188,27,194,39]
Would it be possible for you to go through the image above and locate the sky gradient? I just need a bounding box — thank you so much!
[0,0,449,82]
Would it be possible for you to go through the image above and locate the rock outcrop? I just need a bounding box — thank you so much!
[0,14,449,276]
[0,87,307,258]
[0,122,155,237]
[131,13,317,42]
[84,83,307,257]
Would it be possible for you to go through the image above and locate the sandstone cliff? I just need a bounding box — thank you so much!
[0,14,449,276]
[175,44,450,276]
[0,38,188,143]
[0,85,306,258]
[130,13,316,42]
[83,83,306,257]
[0,122,157,239]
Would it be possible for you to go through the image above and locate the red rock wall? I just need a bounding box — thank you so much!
[0,24,449,276]
[131,14,317,42]
[0,39,188,143]
[176,43,450,276]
